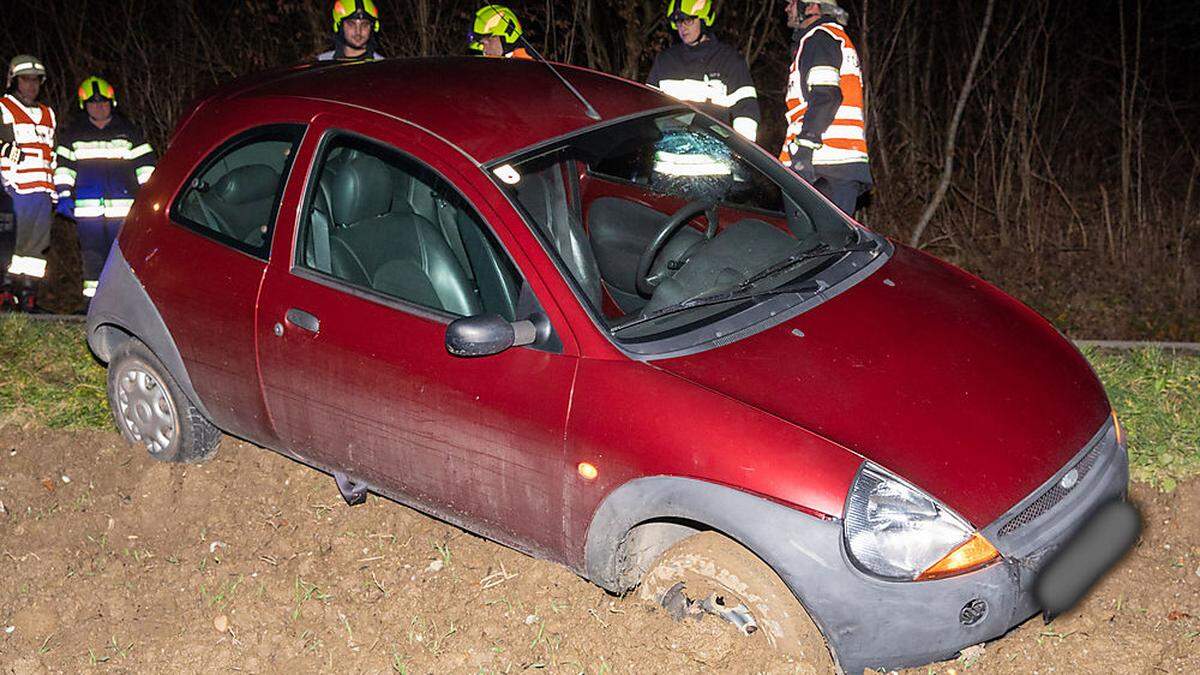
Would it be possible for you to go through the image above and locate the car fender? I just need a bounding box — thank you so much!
[86,245,213,421]
[584,474,840,592]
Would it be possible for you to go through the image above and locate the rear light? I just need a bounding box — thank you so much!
[917,533,1000,580]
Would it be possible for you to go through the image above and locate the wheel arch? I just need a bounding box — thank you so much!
[86,246,213,421]
[583,476,836,594]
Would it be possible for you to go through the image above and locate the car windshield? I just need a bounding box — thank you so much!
[490,110,882,348]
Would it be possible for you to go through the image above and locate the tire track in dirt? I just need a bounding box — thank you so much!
[1,427,1196,674]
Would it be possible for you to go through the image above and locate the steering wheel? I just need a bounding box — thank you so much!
[636,200,719,296]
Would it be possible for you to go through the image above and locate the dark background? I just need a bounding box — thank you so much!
[4,0,1196,339]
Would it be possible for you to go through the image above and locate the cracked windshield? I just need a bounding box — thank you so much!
[492,111,880,343]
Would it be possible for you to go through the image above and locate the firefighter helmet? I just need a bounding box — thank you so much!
[77,76,117,109]
[799,0,848,22]
[332,0,380,33]
[667,0,717,30]
[7,55,47,88]
[469,5,523,52]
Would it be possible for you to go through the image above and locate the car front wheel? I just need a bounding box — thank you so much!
[106,338,220,463]
[638,531,835,671]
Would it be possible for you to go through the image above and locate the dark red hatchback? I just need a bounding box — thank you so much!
[86,57,1135,673]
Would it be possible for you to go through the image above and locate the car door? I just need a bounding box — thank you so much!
[256,112,578,558]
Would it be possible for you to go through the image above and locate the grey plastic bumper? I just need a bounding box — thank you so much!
[586,422,1129,674]
[779,422,1129,673]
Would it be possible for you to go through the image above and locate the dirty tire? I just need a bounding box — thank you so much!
[106,338,220,463]
[639,531,835,671]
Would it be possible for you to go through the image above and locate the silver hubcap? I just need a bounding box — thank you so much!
[116,366,177,454]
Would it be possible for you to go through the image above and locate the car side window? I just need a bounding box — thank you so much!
[172,124,304,259]
[297,135,523,321]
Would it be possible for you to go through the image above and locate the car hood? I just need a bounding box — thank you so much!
[650,244,1111,527]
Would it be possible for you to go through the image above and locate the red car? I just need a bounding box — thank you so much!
[86,58,1136,673]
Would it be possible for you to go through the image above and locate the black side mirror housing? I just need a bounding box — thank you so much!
[445,314,544,357]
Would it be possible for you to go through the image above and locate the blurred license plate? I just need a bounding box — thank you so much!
[1034,499,1140,618]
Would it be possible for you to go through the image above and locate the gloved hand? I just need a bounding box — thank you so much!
[55,197,76,221]
[0,141,22,164]
[790,145,816,182]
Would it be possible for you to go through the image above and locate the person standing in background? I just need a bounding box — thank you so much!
[318,0,385,62]
[55,76,156,299]
[1,55,57,310]
[647,0,762,143]
[779,0,871,215]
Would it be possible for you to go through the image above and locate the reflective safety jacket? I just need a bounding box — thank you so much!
[647,37,761,142]
[54,113,155,220]
[780,18,871,184]
[0,94,57,197]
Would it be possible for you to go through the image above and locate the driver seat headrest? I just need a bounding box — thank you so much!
[212,164,279,205]
[328,154,394,225]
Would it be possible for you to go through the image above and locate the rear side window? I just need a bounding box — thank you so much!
[296,133,523,321]
[172,124,304,259]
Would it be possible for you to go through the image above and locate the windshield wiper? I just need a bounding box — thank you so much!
[734,240,878,291]
[611,280,821,334]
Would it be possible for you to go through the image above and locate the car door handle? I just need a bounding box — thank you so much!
[285,308,320,334]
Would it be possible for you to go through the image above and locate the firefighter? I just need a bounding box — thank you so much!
[469,5,532,60]
[1,55,57,309]
[779,0,871,215]
[0,124,17,308]
[647,0,761,143]
[54,76,155,299]
[318,0,384,62]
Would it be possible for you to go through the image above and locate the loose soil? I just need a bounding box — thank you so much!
[1,426,1196,674]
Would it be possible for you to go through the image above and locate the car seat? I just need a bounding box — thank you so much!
[326,154,481,316]
[514,166,602,309]
[201,164,281,245]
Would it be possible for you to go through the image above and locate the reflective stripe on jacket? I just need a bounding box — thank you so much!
[647,37,762,142]
[780,20,869,170]
[0,94,57,196]
[54,113,155,219]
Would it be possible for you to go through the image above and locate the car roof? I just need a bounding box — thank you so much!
[215,57,675,164]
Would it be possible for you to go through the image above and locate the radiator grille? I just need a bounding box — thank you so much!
[997,442,1106,538]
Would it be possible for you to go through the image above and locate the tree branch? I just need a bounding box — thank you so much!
[909,0,996,249]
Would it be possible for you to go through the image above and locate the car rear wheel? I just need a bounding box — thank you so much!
[106,339,220,463]
[638,531,835,671]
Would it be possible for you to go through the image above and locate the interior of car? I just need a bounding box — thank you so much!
[175,133,299,252]
[497,111,859,332]
[299,139,523,322]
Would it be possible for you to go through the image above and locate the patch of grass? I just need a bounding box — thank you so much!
[1085,347,1200,491]
[2,317,1196,489]
[291,577,331,620]
[0,317,107,429]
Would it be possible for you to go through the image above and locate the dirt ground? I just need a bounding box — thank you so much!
[1,426,1197,674]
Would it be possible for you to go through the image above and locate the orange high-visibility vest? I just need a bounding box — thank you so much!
[779,23,868,168]
[0,94,57,196]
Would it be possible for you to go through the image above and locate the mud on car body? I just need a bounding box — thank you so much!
[86,57,1137,674]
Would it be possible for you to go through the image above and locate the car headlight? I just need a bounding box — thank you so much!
[844,464,999,581]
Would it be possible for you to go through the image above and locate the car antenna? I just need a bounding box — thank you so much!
[498,15,601,121]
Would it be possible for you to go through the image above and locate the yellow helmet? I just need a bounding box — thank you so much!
[469,5,522,52]
[77,76,116,109]
[667,0,717,30]
[331,0,380,33]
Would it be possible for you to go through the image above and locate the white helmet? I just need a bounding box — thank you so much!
[7,55,47,88]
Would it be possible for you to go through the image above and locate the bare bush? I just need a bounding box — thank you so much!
[2,0,1195,338]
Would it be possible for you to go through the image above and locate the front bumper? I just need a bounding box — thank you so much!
[774,420,1129,674]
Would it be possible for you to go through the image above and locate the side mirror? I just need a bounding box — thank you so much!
[445,314,542,357]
